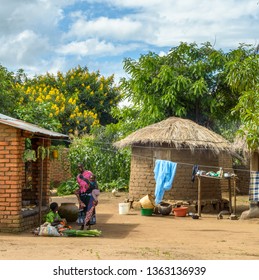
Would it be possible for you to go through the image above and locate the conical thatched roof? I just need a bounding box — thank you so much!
[114,117,232,154]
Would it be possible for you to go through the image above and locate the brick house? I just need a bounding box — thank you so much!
[115,117,235,203]
[0,114,69,232]
[49,147,72,187]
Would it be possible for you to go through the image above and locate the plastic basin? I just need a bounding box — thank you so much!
[141,208,153,216]
[173,207,188,217]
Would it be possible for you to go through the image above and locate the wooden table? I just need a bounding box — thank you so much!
[196,175,237,216]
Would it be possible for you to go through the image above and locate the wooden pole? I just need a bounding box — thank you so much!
[250,150,259,171]
[39,139,44,226]
[233,177,236,215]
[228,178,232,213]
[197,175,201,217]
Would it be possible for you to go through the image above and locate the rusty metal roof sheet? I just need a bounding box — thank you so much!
[0,113,69,139]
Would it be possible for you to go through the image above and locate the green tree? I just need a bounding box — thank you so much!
[227,44,259,149]
[0,65,19,116]
[14,66,121,134]
[118,42,248,138]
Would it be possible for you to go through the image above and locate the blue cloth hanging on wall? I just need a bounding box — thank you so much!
[154,160,177,204]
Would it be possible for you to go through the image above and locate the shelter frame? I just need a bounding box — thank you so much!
[196,175,237,216]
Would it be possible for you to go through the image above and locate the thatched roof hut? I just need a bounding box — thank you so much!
[115,117,235,207]
[115,117,232,153]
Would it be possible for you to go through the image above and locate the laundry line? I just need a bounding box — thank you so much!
[28,136,251,173]
[72,143,250,174]
[131,152,251,173]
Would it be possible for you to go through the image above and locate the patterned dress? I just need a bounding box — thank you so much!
[76,170,97,226]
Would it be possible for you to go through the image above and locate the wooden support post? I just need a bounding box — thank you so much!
[233,178,236,215]
[197,175,201,217]
[250,150,259,171]
[228,179,232,213]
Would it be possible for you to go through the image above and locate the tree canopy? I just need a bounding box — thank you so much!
[227,46,259,149]
[117,42,258,141]
[0,65,19,115]
[1,65,121,135]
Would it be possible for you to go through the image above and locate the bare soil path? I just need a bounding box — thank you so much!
[1,192,259,260]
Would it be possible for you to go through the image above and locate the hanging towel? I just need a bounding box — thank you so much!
[249,171,259,201]
[154,160,177,205]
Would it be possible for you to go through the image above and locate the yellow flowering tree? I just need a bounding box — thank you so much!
[14,66,121,134]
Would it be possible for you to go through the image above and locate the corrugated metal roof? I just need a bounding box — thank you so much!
[0,113,69,139]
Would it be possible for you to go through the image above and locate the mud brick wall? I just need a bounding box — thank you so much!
[49,148,71,187]
[20,208,48,232]
[233,165,250,195]
[129,145,233,202]
[218,152,234,193]
[0,124,24,232]
[0,122,52,232]
[129,147,155,199]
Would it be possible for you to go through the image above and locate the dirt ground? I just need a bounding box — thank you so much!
[1,192,259,260]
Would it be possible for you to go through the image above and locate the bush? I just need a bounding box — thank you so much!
[57,178,78,196]
[68,129,130,190]
[99,178,129,192]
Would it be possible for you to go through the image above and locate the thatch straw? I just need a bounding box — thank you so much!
[232,135,249,154]
[114,117,233,154]
[232,134,251,163]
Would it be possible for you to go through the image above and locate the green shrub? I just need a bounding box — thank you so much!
[57,178,78,196]
[99,178,129,192]
[68,129,130,190]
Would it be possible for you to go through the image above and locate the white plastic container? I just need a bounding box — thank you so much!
[118,203,130,215]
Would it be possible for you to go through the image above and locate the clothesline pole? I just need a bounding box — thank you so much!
[233,178,236,215]
[197,176,201,217]
[228,179,232,214]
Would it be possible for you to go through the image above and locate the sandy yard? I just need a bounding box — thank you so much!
[0,192,259,260]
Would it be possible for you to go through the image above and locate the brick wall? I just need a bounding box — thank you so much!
[129,145,233,202]
[233,164,250,195]
[0,124,23,232]
[49,148,72,187]
[0,123,52,232]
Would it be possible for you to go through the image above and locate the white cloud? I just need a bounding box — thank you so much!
[0,1,65,34]
[66,16,145,41]
[0,30,49,65]
[65,0,259,49]
[0,0,258,79]
[57,38,140,56]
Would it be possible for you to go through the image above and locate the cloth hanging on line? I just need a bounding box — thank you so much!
[154,160,177,205]
[249,171,259,201]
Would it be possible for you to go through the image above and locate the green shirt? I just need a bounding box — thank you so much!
[45,211,61,223]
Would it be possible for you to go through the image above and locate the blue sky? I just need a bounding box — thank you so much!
[0,0,258,84]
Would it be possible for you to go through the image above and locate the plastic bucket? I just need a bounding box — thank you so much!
[119,203,130,215]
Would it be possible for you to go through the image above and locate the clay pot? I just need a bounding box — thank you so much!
[158,203,173,215]
[59,202,78,222]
